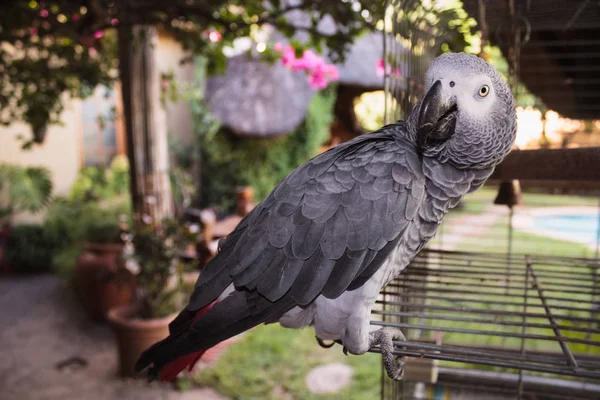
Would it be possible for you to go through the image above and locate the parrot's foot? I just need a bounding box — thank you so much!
[369,327,406,381]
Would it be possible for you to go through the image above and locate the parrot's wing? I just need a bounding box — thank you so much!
[184,123,425,316]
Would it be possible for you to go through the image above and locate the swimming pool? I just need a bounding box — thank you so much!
[532,213,600,245]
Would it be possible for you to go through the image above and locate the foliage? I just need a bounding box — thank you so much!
[68,155,129,202]
[168,135,198,212]
[192,324,381,400]
[84,220,122,244]
[44,195,130,277]
[1,1,381,145]
[197,87,336,211]
[354,90,386,132]
[5,224,55,273]
[122,217,198,319]
[0,3,118,148]
[0,163,53,220]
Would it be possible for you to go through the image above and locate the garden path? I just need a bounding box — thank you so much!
[0,275,228,400]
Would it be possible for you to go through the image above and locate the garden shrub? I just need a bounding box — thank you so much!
[5,224,55,273]
[44,196,130,278]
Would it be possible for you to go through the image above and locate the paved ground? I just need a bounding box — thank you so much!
[430,205,506,251]
[0,275,228,400]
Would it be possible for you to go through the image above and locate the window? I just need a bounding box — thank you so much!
[80,85,124,166]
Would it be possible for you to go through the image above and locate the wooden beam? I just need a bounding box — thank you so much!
[118,23,173,222]
[490,147,600,186]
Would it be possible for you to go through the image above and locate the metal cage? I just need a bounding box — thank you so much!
[377,249,600,399]
[382,0,447,124]
[378,1,600,399]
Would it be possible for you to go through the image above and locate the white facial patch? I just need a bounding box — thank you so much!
[454,74,496,121]
[427,69,496,122]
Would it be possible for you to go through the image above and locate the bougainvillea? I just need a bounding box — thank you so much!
[275,43,339,90]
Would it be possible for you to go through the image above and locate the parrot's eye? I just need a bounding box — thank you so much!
[478,85,490,97]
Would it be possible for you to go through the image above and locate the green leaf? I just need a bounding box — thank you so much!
[1,164,53,214]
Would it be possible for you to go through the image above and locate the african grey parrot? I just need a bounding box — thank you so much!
[136,52,517,381]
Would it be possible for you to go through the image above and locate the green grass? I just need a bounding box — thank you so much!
[190,324,381,400]
[520,190,599,208]
[448,185,598,219]
[448,186,497,217]
[454,219,595,258]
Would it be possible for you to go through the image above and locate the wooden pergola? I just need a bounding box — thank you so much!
[458,0,600,188]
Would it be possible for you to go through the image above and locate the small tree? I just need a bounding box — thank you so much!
[1,0,382,221]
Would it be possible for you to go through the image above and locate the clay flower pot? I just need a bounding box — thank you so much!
[75,243,136,322]
[107,304,177,377]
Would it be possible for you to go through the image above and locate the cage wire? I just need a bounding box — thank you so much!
[377,1,600,399]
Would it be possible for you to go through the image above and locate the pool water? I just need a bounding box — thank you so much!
[532,213,600,244]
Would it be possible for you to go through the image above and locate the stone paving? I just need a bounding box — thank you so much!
[0,275,228,400]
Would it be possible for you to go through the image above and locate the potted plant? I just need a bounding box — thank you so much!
[107,217,197,377]
[74,216,137,322]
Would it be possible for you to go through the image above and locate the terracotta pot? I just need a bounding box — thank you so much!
[107,304,177,377]
[75,243,136,322]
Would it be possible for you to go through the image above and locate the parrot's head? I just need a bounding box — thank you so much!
[412,52,516,169]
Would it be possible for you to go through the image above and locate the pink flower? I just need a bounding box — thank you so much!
[111,18,119,26]
[280,46,297,68]
[72,13,80,22]
[324,64,339,81]
[292,50,322,72]
[208,31,222,43]
[308,69,328,90]
[376,59,385,77]
[40,9,49,18]
[376,59,402,78]
[93,30,104,39]
[29,27,38,36]
[275,42,338,90]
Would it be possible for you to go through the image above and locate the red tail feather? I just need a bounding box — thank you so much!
[158,301,217,382]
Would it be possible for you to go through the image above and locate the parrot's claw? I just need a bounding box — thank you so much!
[369,327,406,381]
[315,337,336,349]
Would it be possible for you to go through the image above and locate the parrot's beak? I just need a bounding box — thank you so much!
[417,80,458,152]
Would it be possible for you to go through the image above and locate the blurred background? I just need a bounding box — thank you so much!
[1,1,600,399]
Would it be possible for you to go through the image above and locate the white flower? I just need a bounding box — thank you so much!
[123,242,135,256]
[142,214,153,224]
[188,224,200,234]
[145,195,157,205]
[124,259,141,275]
[200,209,216,223]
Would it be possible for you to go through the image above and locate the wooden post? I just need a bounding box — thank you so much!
[118,24,173,223]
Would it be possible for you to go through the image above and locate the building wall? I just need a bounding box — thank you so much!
[0,95,82,198]
[155,29,196,144]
